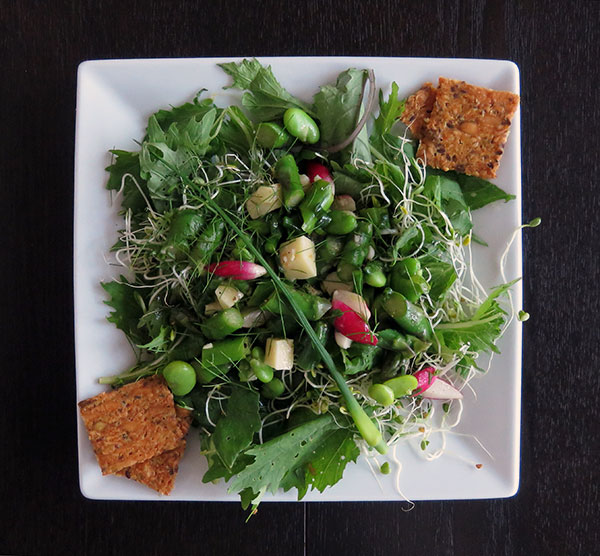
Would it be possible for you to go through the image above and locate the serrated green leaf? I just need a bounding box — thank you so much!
[286,428,359,500]
[220,59,312,121]
[227,414,341,497]
[105,150,148,213]
[213,387,261,469]
[101,278,146,345]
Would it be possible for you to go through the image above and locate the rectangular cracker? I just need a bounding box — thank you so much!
[115,406,192,495]
[116,442,187,495]
[416,77,519,178]
[400,81,436,138]
[78,375,183,475]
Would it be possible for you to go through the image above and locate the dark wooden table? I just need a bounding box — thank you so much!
[1,1,598,555]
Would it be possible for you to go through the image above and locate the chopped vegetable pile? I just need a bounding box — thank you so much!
[96,59,520,510]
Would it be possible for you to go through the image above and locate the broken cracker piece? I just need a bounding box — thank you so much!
[400,81,436,138]
[416,77,519,179]
[78,375,183,475]
[114,405,193,495]
[116,442,187,495]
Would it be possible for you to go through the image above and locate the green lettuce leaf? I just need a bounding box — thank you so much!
[219,59,313,121]
[280,426,359,500]
[436,278,519,355]
[105,150,149,213]
[212,387,261,469]
[101,278,146,345]
[453,173,516,210]
[313,68,371,163]
[227,414,357,501]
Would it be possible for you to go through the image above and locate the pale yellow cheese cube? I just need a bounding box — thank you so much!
[246,184,282,219]
[264,338,294,370]
[279,235,317,280]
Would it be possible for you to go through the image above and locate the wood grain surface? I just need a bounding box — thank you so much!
[1,1,598,555]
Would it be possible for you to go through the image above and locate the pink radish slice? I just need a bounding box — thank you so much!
[305,161,333,183]
[331,300,378,345]
[206,261,267,280]
[420,379,463,400]
[412,367,437,395]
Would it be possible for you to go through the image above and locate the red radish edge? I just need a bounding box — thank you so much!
[412,367,437,395]
[331,300,377,345]
[206,261,267,280]
[305,161,333,183]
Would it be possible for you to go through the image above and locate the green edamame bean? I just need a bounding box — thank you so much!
[162,360,196,396]
[399,258,421,276]
[380,462,391,475]
[251,346,265,361]
[325,210,358,235]
[384,375,418,397]
[256,122,291,149]
[364,261,387,288]
[250,359,274,383]
[368,383,395,406]
[262,377,285,399]
[283,108,320,144]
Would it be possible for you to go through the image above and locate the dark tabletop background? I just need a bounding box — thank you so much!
[1,1,599,555]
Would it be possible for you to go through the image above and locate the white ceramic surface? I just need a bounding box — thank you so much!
[74,57,522,501]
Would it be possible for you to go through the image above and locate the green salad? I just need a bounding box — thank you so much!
[100,59,520,510]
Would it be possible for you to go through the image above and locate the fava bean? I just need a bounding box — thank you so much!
[262,377,285,399]
[283,108,320,144]
[256,122,291,149]
[384,375,418,397]
[325,210,358,235]
[250,358,274,383]
[368,383,395,406]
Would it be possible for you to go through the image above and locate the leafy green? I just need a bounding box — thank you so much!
[219,59,264,90]
[281,426,359,499]
[436,279,519,355]
[219,106,255,153]
[220,59,313,121]
[137,325,170,353]
[450,172,516,210]
[423,174,472,235]
[342,343,381,375]
[314,68,371,163]
[101,278,146,345]
[371,82,405,153]
[213,387,261,469]
[227,414,358,502]
[105,150,148,213]
[153,93,217,132]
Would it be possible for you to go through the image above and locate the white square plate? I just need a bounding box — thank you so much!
[74,57,522,501]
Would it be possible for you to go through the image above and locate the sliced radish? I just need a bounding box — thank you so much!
[412,367,437,395]
[412,367,463,400]
[332,290,371,320]
[305,161,333,184]
[206,261,267,280]
[331,300,377,345]
[334,331,353,349]
[420,379,463,400]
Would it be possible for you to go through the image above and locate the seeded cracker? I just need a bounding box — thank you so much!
[416,77,519,179]
[78,375,183,475]
[115,407,193,495]
[400,82,436,138]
